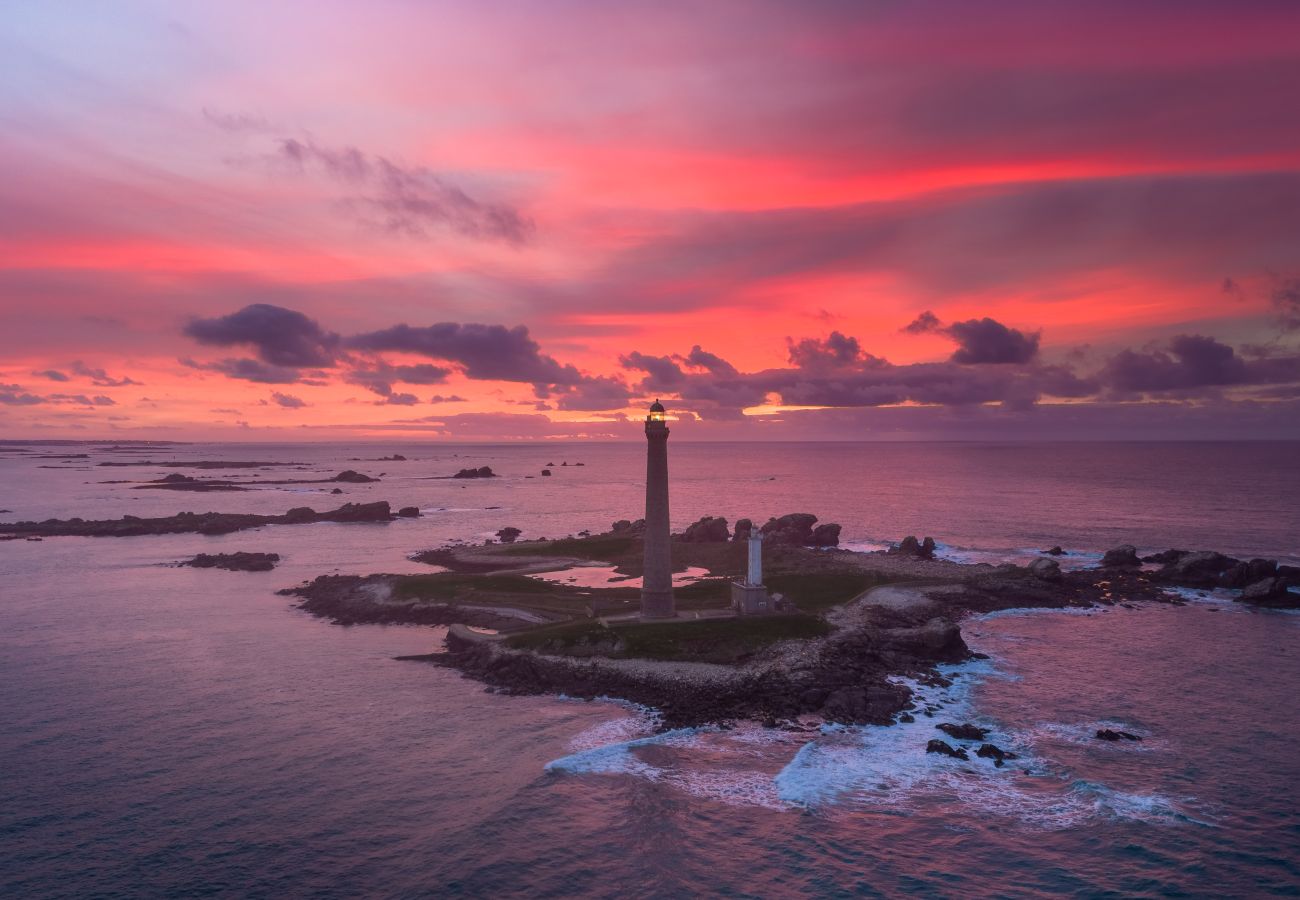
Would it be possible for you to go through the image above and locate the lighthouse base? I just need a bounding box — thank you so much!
[640,589,676,619]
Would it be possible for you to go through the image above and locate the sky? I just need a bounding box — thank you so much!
[2,0,1299,441]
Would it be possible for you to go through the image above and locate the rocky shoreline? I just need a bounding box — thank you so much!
[0,500,405,537]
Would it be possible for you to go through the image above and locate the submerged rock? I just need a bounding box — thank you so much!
[1042,546,1065,556]
[976,743,1017,766]
[1095,728,1142,742]
[396,506,421,518]
[453,466,496,479]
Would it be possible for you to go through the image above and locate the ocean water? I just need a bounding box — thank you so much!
[2,441,1299,897]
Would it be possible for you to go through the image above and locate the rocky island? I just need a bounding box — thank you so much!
[278,513,1299,731]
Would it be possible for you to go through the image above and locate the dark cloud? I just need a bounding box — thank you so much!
[1100,334,1300,395]
[180,356,309,384]
[184,303,340,368]
[902,311,941,335]
[348,322,582,387]
[1274,277,1300,332]
[553,375,632,411]
[0,385,115,407]
[377,393,420,406]
[33,369,69,382]
[786,331,869,369]
[202,107,272,133]
[70,361,142,387]
[620,351,684,389]
[270,392,307,409]
[946,318,1041,365]
[679,345,738,377]
[345,361,453,397]
[429,394,467,403]
[275,138,533,244]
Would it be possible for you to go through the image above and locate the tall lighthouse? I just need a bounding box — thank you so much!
[640,399,675,619]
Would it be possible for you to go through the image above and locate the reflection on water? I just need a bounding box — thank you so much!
[528,564,712,589]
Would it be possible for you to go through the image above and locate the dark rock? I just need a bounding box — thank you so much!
[1101,545,1141,568]
[925,739,969,760]
[331,488,343,494]
[1219,558,1278,588]
[541,469,552,476]
[182,552,280,572]
[760,513,818,546]
[610,518,645,535]
[1042,546,1065,556]
[976,743,1017,766]
[732,518,753,542]
[1237,577,1298,608]
[937,722,988,741]
[1095,728,1142,742]
[678,516,729,543]
[891,535,936,560]
[1143,548,1188,565]
[396,506,421,518]
[1160,550,1239,585]
[332,470,378,483]
[1027,557,1062,582]
[453,466,496,479]
[810,523,842,547]
[496,526,522,543]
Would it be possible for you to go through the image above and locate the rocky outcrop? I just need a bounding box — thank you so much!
[1100,545,1141,568]
[453,466,496,479]
[677,516,729,543]
[1042,546,1065,556]
[937,722,988,741]
[182,552,280,572]
[136,473,246,492]
[758,513,845,547]
[496,526,522,543]
[396,506,421,518]
[332,470,379,483]
[732,518,753,542]
[1238,577,1298,608]
[541,469,552,476]
[610,518,646,535]
[891,535,936,560]
[925,739,968,760]
[1028,557,1062,582]
[0,501,396,538]
[1096,728,1142,742]
[976,743,1017,767]
[810,523,841,547]
[760,513,819,546]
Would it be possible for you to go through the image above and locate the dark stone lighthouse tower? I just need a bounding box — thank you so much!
[641,399,675,619]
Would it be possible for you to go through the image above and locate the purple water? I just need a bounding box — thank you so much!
[2,441,1298,896]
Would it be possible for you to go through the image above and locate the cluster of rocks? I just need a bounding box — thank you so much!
[452,466,496,479]
[496,527,522,543]
[0,501,401,538]
[1096,728,1142,742]
[668,513,842,547]
[1099,544,1298,606]
[610,518,646,535]
[182,552,281,572]
[139,473,245,492]
[331,470,378,483]
[924,722,1018,767]
[890,535,936,559]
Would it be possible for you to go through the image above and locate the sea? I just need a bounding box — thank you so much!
[1,441,1298,898]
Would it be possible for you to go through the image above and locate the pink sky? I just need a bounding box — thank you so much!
[2,0,1299,440]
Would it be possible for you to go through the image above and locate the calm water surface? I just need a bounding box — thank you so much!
[2,441,1298,897]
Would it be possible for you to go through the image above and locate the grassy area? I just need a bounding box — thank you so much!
[506,613,830,664]
[502,535,637,560]
[765,571,890,612]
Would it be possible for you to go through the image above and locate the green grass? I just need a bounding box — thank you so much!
[764,571,885,612]
[506,613,830,664]
[392,572,565,601]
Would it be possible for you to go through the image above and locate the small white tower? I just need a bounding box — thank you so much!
[732,526,771,615]
[747,532,763,586]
